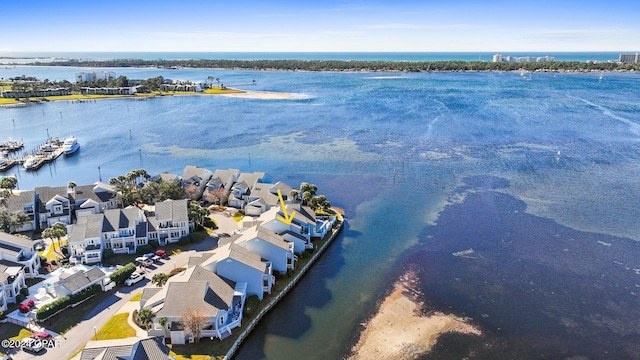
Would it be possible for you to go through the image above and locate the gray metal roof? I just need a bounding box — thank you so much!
[156,280,233,318]
[2,190,34,214]
[154,199,188,222]
[0,231,35,252]
[228,243,268,272]
[59,267,106,293]
[131,337,170,360]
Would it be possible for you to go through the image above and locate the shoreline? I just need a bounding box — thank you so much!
[348,269,481,360]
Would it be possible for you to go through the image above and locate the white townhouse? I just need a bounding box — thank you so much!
[182,166,213,200]
[69,182,119,218]
[35,186,72,229]
[67,199,190,264]
[255,207,312,253]
[141,266,247,344]
[146,199,190,246]
[101,207,148,255]
[235,226,296,273]
[227,172,272,209]
[189,242,275,300]
[0,232,41,311]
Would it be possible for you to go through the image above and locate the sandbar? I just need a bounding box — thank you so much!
[348,270,481,360]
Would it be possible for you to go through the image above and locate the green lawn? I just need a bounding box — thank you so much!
[129,292,143,302]
[95,313,136,340]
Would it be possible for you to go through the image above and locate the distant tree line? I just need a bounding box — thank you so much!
[21,59,640,72]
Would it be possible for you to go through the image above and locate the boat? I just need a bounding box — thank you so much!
[23,156,38,170]
[62,136,80,155]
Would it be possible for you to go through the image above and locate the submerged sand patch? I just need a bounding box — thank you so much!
[348,270,481,360]
[218,89,310,100]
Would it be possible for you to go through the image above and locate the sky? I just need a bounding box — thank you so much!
[1,0,639,53]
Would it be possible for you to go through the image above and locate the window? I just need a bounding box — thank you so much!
[137,239,146,245]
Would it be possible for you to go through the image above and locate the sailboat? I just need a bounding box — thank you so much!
[599,72,603,81]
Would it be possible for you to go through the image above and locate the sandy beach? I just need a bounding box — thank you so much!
[348,270,481,360]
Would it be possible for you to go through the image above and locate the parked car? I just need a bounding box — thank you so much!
[124,272,144,286]
[135,257,152,267]
[30,331,53,340]
[155,249,168,258]
[21,338,44,353]
[143,252,154,259]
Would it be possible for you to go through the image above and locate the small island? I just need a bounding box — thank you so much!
[0,167,343,359]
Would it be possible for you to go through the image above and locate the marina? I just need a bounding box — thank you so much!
[0,137,65,172]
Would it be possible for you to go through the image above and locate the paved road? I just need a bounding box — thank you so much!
[9,228,226,360]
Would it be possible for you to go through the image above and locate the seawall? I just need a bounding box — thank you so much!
[224,215,345,359]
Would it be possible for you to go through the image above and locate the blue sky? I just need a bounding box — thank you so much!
[2,0,639,52]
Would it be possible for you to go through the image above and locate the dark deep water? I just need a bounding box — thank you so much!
[401,176,640,359]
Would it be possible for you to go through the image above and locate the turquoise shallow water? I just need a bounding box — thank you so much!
[1,66,640,358]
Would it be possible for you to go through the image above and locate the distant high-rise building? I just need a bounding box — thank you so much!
[619,53,640,63]
[493,54,554,63]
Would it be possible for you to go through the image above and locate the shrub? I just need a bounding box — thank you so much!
[103,248,114,260]
[204,217,217,229]
[287,269,294,278]
[136,244,153,255]
[20,287,29,296]
[16,294,25,303]
[244,295,260,316]
[109,263,136,284]
[178,236,190,246]
[148,240,159,249]
[168,267,186,278]
[39,255,48,265]
[301,250,311,259]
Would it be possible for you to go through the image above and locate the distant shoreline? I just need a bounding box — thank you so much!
[3,58,639,73]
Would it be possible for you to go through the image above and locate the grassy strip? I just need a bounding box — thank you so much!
[95,313,136,340]
[129,292,143,302]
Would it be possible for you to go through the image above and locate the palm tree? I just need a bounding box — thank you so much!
[67,181,77,192]
[288,189,299,203]
[42,222,67,253]
[158,317,169,337]
[301,191,313,206]
[152,273,168,287]
[136,307,155,330]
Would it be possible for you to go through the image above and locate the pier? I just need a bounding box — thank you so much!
[0,137,65,172]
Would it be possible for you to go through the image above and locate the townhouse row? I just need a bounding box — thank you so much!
[141,203,337,344]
